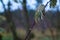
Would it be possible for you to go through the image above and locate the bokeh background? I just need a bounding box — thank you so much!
[0,0,60,40]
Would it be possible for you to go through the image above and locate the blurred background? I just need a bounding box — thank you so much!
[0,0,60,40]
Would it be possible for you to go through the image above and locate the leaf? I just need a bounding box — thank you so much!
[50,0,57,7]
[34,4,45,23]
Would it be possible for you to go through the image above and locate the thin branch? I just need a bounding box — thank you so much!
[44,1,50,8]
[25,0,51,40]
[42,1,51,16]
[44,1,55,40]
[25,21,35,40]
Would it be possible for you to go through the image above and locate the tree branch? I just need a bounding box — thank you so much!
[44,1,50,8]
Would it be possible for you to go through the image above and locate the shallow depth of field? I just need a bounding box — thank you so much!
[0,0,60,40]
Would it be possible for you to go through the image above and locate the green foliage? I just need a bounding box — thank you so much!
[2,33,13,40]
[34,4,45,23]
[0,15,6,23]
[34,11,41,23]
[30,33,35,39]
[0,28,13,40]
[0,28,5,34]
[34,0,57,23]
[37,36,52,40]
[50,0,57,7]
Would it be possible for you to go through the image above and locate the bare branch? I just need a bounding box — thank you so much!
[44,1,50,8]
[42,1,51,16]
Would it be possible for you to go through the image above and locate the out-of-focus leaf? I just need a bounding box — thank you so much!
[0,28,5,35]
[50,0,57,7]
[34,4,45,23]
[0,15,6,23]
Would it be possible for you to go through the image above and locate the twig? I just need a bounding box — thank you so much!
[25,21,35,40]
[24,1,51,40]
[43,1,50,16]
[44,1,50,8]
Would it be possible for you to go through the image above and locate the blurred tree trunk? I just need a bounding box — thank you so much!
[7,1,21,40]
[1,0,21,40]
[22,0,35,40]
[22,0,30,40]
[22,0,30,30]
